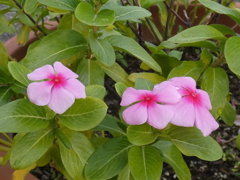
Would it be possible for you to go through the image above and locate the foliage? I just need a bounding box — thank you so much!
[0,0,239,179]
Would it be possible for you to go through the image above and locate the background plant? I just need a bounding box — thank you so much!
[0,0,240,179]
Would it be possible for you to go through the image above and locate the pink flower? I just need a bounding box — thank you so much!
[169,77,219,136]
[120,81,181,129]
[27,62,86,114]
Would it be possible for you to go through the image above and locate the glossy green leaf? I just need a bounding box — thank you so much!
[117,164,134,180]
[85,136,133,180]
[220,101,236,126]
[128,146,163,180]
[0,14,15,33]
[0,86,14,106]
[166,126,223,161]
[75,2,115,26]
[225,36,240,76]
[90,137,109,149]
[0,41,8,68]
[10,129,54,169]
[135,78,154,90]
[93,114,126,136]
[127,123,158,146]
[76,59,104,86]
[167,25,226,43]
[18,13,35,26]
[210,24,236,36]
[153,140,191,180]
[22,29,87,70]
[199,0,240,25]
[24,0,39,14]
[86,85,106,99]
[167,61,204,81]
[0,99,49,132]
[105,35,161,72]
[8,61,32,86]
[115,82,128,97]
[10,81,27,94]
[201,67,229,118]
[128,72,165,84]
[0,66,13,84]
[17,25,31,46]
[89,36,115,66]
[38,0,79,11]
[97,61,134,87]
[139,0,165,8]
[58,97,107,131]
[59,128,94,180]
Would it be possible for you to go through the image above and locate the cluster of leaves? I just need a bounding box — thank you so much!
[0,0,240,179]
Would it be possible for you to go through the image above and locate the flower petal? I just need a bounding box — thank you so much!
[27,81,53,106]
[53,62,78,79]
[48,84,75,114]
[120,87,151,106]
[194,105,219,136]
[169,77,196,92]
[170,97,195,127]
[196,89,212,110]
[122,102,148,125]
[153,81,181,104]
[62,79,86,99]
[27,64,54,81]
[147,103,174,129]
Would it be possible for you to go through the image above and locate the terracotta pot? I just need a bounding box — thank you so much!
[1,21,58,180]
[141,2,240,43]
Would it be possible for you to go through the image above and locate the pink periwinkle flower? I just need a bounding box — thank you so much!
[27,62,86,114]
[169,77,219,136]
[120,81,181,129]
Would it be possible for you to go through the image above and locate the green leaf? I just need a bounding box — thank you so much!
[93,114,126,136]
[0,66,13,84]
[58,97,107,131]
[117,164,134,180]
[76,59,104,86]
[59,128,94,180]
[22,29,88,70]
[167,25,226,43]
[0,99,49,132]
[85,136,133,180]
[97,61,134,87]
[220,101,236,126]
[75,2,115,26]
[10,81,27,94]
[139,0,165,8]
[210,24,236,36]
[38,0,79,11]
[0,86,14,106]
[18,13,35,26]
[0,14,15,33]
[166,126,223,161]
[153,140,191,180]
[128,72,165,84]
[167,61,204,81]
[24,0,39,14]
[8,61,32,86]
[86,85,106,99]
[127,123,158,146]
[0,41,8,68]
[128,146,163,180]
[135,78,154,90]
[236,134,240,150]
[225,36,240,76]
[201,67,229,118]
[115,82,128,97]
[10,128,54,169]
[199,0,240,25]
[89,35,115,66]
[105,35,161,72]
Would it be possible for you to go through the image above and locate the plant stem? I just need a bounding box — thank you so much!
[12,0,47,36]
[0,145,10,152]
[0,138,12,147]
[1,133,13,143]
[164,0,174,40]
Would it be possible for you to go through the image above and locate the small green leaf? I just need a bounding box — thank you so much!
[127,123,158,146]
[85,136,133,180]
[58,97,107,131]
[77,59,105,86]
[115,82,128,97]
[210,24,236,36]
[38,0,79,11]
[86,85,106,99]
[220,101,236,126]
[128,146,163,180]
[236,134,240,150]
[167,61,204,81]
[75,2,115,26]
[0,14,15,33]
[89,35,115,66]
[0,99,49,132]
[166,126,223,161]
[0,86,14,106]
[8,61,32,86]
[135,78,154,90]
[59,128,94,180]
[128,72,165,84]
[153,139,191,180]
[0,41,8,68]
[24,0,39,14]
[10,129,54,169]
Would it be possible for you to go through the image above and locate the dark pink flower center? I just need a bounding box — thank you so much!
[49,74,66,86]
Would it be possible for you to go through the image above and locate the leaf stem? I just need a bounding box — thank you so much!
[0,138,12,147]
[1,133,13,143]
[0,145,10,152]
